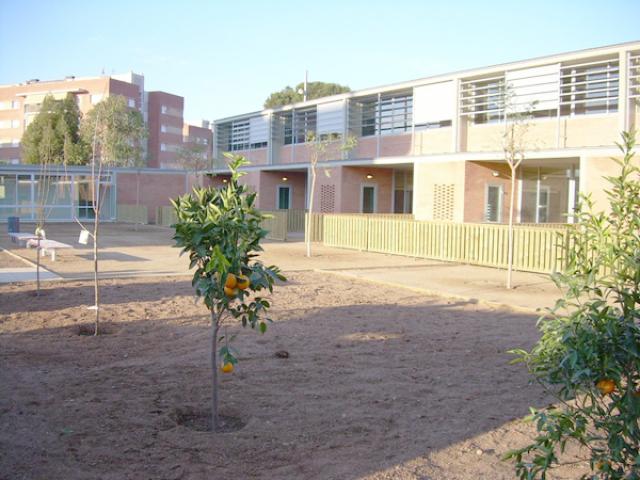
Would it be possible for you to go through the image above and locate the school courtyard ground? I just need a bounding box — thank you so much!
[0,224,589,479]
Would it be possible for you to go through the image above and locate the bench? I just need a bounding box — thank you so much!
[26,239,72,261]
[8,232,40,246]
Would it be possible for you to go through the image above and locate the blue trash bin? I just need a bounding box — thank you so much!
[8,216,19,234]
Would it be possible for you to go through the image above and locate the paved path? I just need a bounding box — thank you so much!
[1,223,561,311]
[0,267,61,283]
[320,262,560,313]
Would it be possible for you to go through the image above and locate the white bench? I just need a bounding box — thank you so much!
[26,238,72,261]
[8,232,40,246]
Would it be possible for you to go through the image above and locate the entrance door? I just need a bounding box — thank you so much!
[277,186,291,210]
[361,185,376,213]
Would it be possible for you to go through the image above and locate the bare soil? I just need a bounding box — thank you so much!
[0,272,589,479]
[0,250,31,269]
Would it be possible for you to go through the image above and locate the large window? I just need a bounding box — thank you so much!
[560,58,619,116]
[0,173,114,221]
[520,166,578,224]
[460,76,505,124]
[357,91,413,137]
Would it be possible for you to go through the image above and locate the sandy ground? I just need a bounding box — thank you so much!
[0,223,438,280]
[0,251,31,269]
[0,272,589,479]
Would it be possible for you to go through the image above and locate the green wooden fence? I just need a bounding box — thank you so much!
[308,214,569,274]
[116,204,148,224]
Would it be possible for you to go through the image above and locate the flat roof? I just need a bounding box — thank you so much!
[214,39,640,123]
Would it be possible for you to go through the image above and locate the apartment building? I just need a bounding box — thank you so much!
[0,72,213,169]
[212,41,640,224]
[0,72,215,223]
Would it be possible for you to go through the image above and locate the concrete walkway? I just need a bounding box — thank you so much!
[1,223,562,312]
[321,262,561,313]
[0,267,60,283]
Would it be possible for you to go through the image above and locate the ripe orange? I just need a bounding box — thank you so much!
[596,379,616,395]
[225,273,237,289]
[236,274,250,290]
[221,362,234,373]
[224,286,238,298]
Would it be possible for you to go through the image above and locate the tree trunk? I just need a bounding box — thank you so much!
[506,166,516,289]
[211,310,220,431]
[306,165,317,258]
[36,234,41,296]
[93,215,100,335]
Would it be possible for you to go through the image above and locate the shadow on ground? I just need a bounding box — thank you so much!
[0,272,574,480]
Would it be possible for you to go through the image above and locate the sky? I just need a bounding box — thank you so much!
[1,0,639,122]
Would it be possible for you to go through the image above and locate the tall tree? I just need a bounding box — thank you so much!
[78,95,147,335]
[21,94,87,165]
[264,82,350,109]
[176,143,210,187]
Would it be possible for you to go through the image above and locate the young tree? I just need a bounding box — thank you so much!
[172,154,285,431]
[78,95,146,335]
[264,81,351,109]
[506,132,640,479]
[176,143,209,187]
[304,132,357,257]
[502,90,535,289]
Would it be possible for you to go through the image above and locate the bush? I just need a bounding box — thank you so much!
[506,132,640,479]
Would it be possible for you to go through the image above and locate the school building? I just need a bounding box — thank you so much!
[212,41,640,224]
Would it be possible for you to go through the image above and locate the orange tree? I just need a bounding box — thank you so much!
[172,154,285,431]
[506,131,640,479]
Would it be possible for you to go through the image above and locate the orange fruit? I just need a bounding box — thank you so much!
[224,286,238,298]
[225,273,237,289]
[221,362,234,373]
[596,379,615,395]
[236,274,250,290]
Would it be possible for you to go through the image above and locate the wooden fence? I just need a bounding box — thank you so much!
[116,204,148,224]
[156,206,288,242]
[279,209,306,233]
[308,214,569,274]
[156,206,177,227]
[261,211,288,241]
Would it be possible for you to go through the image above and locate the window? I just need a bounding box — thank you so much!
[460,76,505,124]
[161,105,168,114]
[560,58,619,116]
[160,143,167,152]
[393,170,413,214]
[357,91,413,137]
[361,185,376,213]
[277,186,291,210]
[521,166,577,223]
[0,101,18,110]
[485,185,503,223]
[630,51,640,102]
[161,125,167,133]
[293,107,317,144]
[128,98,136,108]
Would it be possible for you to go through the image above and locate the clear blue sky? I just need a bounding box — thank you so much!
[1,0,638,122]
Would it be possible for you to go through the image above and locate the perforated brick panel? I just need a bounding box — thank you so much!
[320,184,336,213]
[433,184,455,221]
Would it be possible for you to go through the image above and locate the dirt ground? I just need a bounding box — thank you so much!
[0,271,590,480]
[0,251,31,269]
